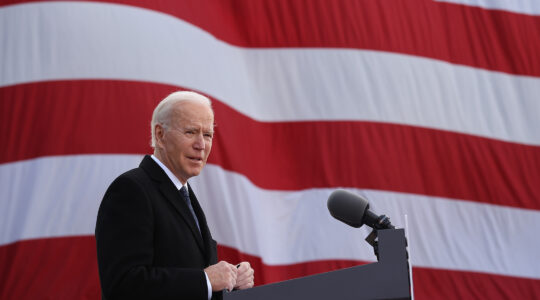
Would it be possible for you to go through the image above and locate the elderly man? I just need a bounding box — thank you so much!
[96,91,254,299]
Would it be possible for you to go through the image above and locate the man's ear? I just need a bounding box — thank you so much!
[154,124,165,148]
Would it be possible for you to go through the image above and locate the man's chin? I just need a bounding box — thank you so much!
[188,169,202,178]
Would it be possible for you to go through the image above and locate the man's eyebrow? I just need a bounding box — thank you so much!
[180,126,214,134]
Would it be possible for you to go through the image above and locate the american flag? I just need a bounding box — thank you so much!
[1,0,539,298]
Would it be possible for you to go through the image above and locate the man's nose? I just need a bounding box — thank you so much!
[193,134,205,150]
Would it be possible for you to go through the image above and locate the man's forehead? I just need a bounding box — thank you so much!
[178,120,215,129]
[170,104,214,128]
[172,101,213,117]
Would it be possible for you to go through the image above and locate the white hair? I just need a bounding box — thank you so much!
[150,91,213,148]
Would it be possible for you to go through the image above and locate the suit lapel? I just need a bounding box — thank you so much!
[187,183,215,265]
[140,156,205,253]
[159,182,205,252]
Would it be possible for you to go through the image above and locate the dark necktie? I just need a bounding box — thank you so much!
[180,186,201,233]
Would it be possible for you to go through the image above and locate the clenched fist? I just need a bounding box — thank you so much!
[205,261,238,292]
[234,262,254,290]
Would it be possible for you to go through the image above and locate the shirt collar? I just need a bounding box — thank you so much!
[151,155,188,192]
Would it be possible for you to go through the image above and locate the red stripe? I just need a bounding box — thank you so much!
[1,0,539,77]
[0,236,101,300]
[1,236,539,299]
[2,80,539,210]
[412,267,540,299]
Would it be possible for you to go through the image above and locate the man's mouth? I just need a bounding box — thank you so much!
[187,156,203,163]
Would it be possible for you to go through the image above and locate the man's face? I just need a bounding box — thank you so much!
[155,100,214,183]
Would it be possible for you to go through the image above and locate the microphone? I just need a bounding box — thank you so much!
[327,189,394,230]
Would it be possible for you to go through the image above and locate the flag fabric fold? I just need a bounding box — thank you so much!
[1,0,539,299]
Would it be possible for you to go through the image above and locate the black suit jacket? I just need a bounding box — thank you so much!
[95,155,221,300]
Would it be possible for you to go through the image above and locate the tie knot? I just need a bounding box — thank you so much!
[179,186,190,202]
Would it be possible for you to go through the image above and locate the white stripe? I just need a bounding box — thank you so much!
[435,0,540,16]
[1,2,539,146]
[1,155,539,279]
[0,155,143,245]
[193,165,540,279]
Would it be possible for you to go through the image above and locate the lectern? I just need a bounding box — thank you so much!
[224,228,411,300]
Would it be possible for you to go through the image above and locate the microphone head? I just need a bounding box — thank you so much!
[327,189,370,228]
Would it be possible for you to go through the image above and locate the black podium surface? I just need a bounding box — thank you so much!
[224,228,411,300]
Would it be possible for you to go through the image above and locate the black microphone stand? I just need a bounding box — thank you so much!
[364,214,395,260]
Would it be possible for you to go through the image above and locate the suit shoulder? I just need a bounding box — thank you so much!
[108,167,152,189]
[100,166,156,207]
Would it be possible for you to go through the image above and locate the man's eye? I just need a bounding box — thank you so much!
[185,131,195,135]
[204,133,214,139]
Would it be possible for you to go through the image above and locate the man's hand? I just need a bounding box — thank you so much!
[205,261,238,292]
[234,262,254,290]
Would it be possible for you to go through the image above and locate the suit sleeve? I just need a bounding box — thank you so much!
[95,175,208,300]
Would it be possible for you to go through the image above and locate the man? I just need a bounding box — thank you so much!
[95,91,254,299]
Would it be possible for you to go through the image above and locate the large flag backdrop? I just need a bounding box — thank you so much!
[1,0,539,298]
